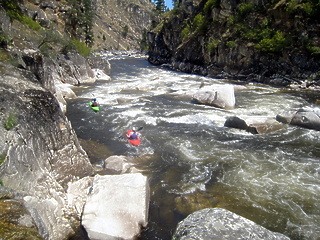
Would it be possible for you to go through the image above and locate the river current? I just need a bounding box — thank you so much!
[66,55,320,240]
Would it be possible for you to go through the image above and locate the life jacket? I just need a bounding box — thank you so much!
[130,133,138,140]
[92,102,97,107]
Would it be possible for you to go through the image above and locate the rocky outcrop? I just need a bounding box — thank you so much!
[225,116,283,134]
[148,0,320,87]
[0,60,95,239]
[173,208,290,240]
[192,84,235,109]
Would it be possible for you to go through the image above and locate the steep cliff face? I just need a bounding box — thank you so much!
[0,2,96,239]
[92,0,156,50]
[148,0,320,86]
[3,0,154,51]
[0,60,95,239]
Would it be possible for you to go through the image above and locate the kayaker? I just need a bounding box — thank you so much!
[127,128,139,140]
[92,98,98,107]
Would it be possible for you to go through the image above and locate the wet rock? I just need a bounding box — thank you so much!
[276,110,298,124]
[104,155,140,174]
[82,174,149,240]
[225,116,283,134]
[193,85,235,109]
[277,109,320,131]
[0,199,43,240]
[290,109,320,131]
[173,208,290,240]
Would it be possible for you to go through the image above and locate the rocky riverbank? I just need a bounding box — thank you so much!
[148,0,320,88]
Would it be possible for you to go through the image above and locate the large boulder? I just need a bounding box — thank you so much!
[276,109,320,131]
[193,84,235,109]
[82,174,150,240]
[173,208,290,240]
[225,116,283,134]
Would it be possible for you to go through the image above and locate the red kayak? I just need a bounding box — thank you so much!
[126,130,141,146]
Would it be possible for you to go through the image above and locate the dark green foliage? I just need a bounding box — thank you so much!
[204,0,220,15]
[286,0,320,17]
[0,0,23,20]
[66,0,94,47]
[154,0,167,13]
[0,33,11,49]
[122,25,129,38]
[237,3,254,17]
[256,31,290,53]
[207,38,220,54]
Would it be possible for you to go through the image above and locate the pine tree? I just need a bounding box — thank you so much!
[66,0,94,47]
[154,0,167,13]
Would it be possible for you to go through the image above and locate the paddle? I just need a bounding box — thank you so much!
[135,126,143,132]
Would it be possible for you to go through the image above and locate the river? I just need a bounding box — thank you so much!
[66,54,320,240]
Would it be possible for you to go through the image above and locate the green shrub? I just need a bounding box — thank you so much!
[62,40,91,57]
[226,41,238,48]
[307,44,320,56]
[256,31,288,53]
[238,3,254,17]
[181,24,191,40]
[204,0,220,15]
[193,14,207,34]
[207,38,220,54]
[4,113,18,130]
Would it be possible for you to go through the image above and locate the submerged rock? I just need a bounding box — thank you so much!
[225,116,283,134]
[173,208,290,240]
[82,174,149,240]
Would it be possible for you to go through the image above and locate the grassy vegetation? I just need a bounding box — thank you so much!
[62,40,91,57]
[4,113,18,130]
[0,153,6,165]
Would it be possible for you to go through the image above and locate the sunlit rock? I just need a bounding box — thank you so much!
[104,155,141,174]
[193,84,235,109]
[225,116,283,134]
[82,174,149,240]
[173,208,290,240]
[277,109,320,131]
[67,176,93,219]
[290,109,320,131]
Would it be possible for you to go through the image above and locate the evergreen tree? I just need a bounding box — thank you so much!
[66,0,94,47]
[154,0,167,13]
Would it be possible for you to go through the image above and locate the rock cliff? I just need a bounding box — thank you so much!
[148,0,320,87]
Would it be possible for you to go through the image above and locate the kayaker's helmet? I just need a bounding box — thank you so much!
[132,127,136,131]
[93,98,96,101]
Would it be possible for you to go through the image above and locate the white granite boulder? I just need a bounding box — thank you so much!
[82,174,149,240]
[193,84,235,109]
